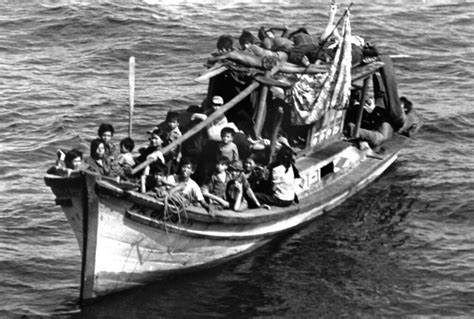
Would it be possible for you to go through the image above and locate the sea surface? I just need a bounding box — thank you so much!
[1,1,473,318]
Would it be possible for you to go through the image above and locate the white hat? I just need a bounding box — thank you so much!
[212,96,224,105]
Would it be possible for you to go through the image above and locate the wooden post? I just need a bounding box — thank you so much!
[268,106,284,164]
[131,81,261,175]
[353,77,370,138]
[254,71,271,138]
[128,57,135,138]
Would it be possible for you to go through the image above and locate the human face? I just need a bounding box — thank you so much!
[101,131,112,145]
[216,163,228,173]
[244,158,255,173]
[180,164,193,179]
[221,133,233,144]
[167,119,179,130]
[71,156,82,170]
[228,168,241,179]
[149,134,163,148]
[96,143,105,159]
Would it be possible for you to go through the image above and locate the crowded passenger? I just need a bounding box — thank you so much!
[255,146,300,207]
[135,128,165,169]
[217,127,239,162]
[85,138,114,176]
[226,160,268,211]
[201,156,232,209]
[165,157,210,211]
[47,148,84,177]
[142,161,169,196]
[98,123,119,160]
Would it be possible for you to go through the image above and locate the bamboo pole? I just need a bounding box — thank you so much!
[128,57,135,138]
[131,80,262,175]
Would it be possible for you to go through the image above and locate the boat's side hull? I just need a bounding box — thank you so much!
[44,135,407,303]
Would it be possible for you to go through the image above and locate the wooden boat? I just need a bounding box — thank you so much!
[44,13,421,304]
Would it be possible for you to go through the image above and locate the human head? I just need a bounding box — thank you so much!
[215,155,230,173]
[239,30,256,50]
[243,157,256,173]
[276,145,295,168]
[148,128,164,148]
[98,123,114,144]
[178,157,195,179]
[220,127,235,144]
[228,159,243,178]
[217,35,234,53]
[149,161,168,177]
[90,138,105,160]
[65,149,83,170]
[120,137,135,153]
[166,111,180,130]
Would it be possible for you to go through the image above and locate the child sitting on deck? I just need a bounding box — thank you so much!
[142,161,169,197]
[226,160,269,212]
[164,158,210,211]
[47,148,84,177]
[201,156,232,209]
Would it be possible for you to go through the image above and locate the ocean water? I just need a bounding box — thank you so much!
[1,1,473,318]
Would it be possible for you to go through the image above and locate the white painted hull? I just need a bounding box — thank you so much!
[45,136,406,303]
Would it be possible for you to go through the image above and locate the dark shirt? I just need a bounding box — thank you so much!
[85,157,113,176]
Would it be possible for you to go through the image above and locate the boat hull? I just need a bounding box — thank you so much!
[44,136,407,303]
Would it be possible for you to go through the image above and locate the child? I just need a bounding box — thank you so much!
[141,161,169,197]
[165,158,209,211]
[226,160,268,211]
[217,127,239,162]
[201,156,232,208]
[116,137,135,168]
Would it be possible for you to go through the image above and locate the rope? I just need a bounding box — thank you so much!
[161,191,189,254]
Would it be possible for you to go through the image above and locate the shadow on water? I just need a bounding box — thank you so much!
[65,165,421,318]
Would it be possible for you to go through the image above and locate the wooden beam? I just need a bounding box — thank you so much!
[254,70,271,138]
[131,81,261,175]
[353,77,370,138]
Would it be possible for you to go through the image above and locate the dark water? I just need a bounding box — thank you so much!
[1,1,473,318]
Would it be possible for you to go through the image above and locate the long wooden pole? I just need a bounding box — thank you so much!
[268,106,284,164]
[254,70,271,138]
[353,77,369,138]
[131,80,261,175]
[128,57,135,138]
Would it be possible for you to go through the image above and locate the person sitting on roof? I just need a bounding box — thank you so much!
[238,29,289,62]
[225,160,269,211]
[85,138,114,177]
[201,156,232,209]
[258,26,294,52]
[216,34,234,55]
[255,145,300,207]
[164,157,210,211]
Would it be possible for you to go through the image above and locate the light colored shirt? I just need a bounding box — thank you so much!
[166,175,204,203]
[272,164,295,201]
